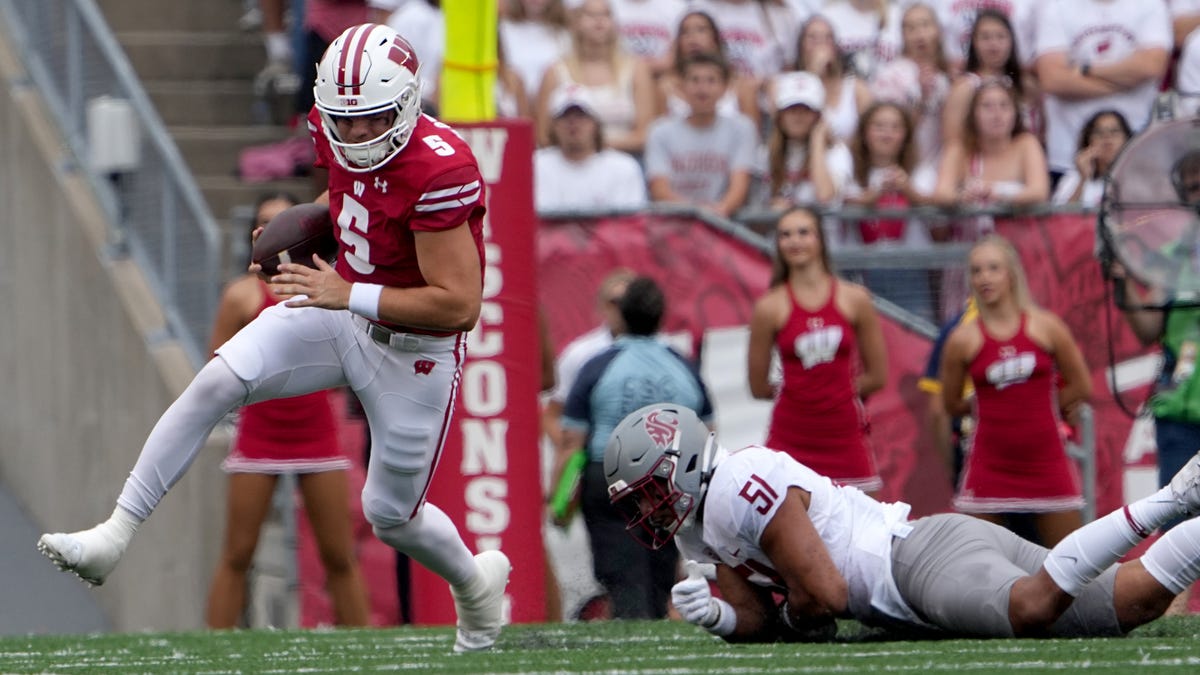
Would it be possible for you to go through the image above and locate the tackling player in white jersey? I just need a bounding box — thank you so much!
[37,23,510,652]
[606,403,1200,641]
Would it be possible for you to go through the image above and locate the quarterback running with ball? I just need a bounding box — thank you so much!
[38,24,510,652]
[606,403,1200,641]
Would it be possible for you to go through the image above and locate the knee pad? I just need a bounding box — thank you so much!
[362,493,412,530]
[372,518,419,549]
[378,424,433,474]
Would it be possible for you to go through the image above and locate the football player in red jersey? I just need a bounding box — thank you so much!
[37,24,511,652]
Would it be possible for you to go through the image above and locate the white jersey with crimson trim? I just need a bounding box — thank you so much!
[308,109,487,333]
[676,445,930,628]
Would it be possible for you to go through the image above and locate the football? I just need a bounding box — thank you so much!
[251,202,338,276]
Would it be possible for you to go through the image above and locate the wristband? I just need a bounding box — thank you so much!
[705,598,737,637]
[348,283,383,321]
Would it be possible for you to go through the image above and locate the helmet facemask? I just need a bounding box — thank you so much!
[610,455,696,550]
[318,81,420,172]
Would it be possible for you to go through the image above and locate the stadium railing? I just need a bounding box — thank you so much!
[0,0,221,367]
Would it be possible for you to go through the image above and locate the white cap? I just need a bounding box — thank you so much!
[774,71,825,111]
[549,84,599,119]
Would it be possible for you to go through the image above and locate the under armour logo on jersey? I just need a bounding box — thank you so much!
[644,410,679,449]
[414,360,435,376]
[354,180,365,197]
[795,325,844,369]
[985,352,1036,390]
[374,177,388,193]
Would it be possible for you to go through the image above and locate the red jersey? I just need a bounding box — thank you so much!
[764,279,879,491]
[223,281,350,474]
[956,313,1082,512]
[308,110,486,335]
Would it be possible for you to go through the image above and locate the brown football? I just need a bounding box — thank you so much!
[252,202,338,276]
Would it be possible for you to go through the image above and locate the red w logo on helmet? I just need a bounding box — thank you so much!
[388,36,418,72]
[644,410,679,449]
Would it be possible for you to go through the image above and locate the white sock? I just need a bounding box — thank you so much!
[264,32,291,63]
[117,359,247,520]
[1044,486,1187,596]
[373,504,477,587]
[1127,485,1187,534]
[102,506,141,549]
[1142,518,1200,595]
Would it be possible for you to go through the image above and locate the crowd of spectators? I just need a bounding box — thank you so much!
[248,0,1197,232]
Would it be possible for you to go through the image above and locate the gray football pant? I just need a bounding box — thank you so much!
[890,513,1121,637]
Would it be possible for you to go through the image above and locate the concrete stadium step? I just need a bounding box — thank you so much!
[144,79,262,126]
[97,0,247,33]
[116,31,264,82]
[171,125,300,176]
[196,174,319,224]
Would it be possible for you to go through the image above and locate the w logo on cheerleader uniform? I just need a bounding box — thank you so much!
[794,325,844,369]
[985,352,1035,389]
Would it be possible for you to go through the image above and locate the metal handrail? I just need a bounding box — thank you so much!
[0,0,221,367]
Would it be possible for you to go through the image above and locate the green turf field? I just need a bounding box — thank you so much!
[2,618,1200,674]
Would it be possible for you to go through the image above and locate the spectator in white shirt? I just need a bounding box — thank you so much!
[1034,0,1172,181]
[534,84,648,212]
[609,0,688,77]
[1169,0,1200,46]
[942,10,1037,148]
[691,0,801,80]
[1051,109,1132,207]
[370,0,443,109]
[501,0,572,100]
[778,14,874,144]
[536,0,656,155]
[930,0,1037,73]
[762,71,854,209]
[1177,23,1200,116]
[821,0,903,78]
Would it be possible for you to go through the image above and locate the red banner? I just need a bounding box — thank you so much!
[405,120,545,624]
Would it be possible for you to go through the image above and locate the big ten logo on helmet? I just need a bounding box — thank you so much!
[985,349,1035,390]
[458,126,511,551]
[794,323,843,370]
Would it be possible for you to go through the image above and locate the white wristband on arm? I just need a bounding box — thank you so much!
[348,282,383,321]
[704,598,737,637]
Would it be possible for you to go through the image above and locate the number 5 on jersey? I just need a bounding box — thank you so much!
[337,194,374,274]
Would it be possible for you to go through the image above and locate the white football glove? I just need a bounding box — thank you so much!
[672,568,735,636]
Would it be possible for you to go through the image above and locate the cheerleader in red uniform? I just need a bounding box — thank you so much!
[747,206,889,492]
[205,193,369,628]
[941,235,1092,546]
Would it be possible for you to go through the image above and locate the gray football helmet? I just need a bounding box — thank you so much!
[604,403,718,549]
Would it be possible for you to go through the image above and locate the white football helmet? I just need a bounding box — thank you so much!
[313,24,422,172]
[604,404,720,550]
